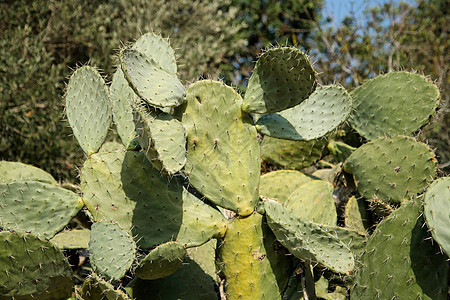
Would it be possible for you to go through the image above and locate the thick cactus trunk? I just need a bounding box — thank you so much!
[217,212,292,299]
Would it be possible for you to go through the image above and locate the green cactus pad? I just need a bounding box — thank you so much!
[423,177,450,256]
[81,150,227,249]
[135,241,186,280]
[65,66,112,155]
[344,196,368,234]
[0,181,83,238]
[284,180,337,226]
[89,222,136,281]
[187,239,217,280]
[0,231,73,299]
[127,257,217,300]
[135,108,186,175]
[349,71,440,140]
[217,212,292,299]
[256,85,352,141]
[242,47,316,114]
[109,68,138,147]
[133,32,177,75]
[259,170,313,204]
[264,201,355,274]
[261,136,328,170]
[181,80,260,216]
[80,273,131,300]
[120,48,185,109]
[351,199,448,299]
[50,229,90,249]
[0,161,57,185]
[343,135,437,204]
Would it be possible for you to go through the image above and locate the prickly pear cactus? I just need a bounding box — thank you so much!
[2,31,447,300]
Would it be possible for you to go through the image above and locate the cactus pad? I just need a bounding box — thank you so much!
[259,170,313,204]
[50,229,90,249]
[351,199,448,299]
[65,66,112,155]
[133,32,177,75]
[89,222,136,281]
[423,177,450,256]
[81,150,227,249]
[120,48,185,109]
[256,85,352,141]
[343,135,437,204]
[349,71,440,140]
[261,136,328,170]
[217,212,292,299]
[0,161,57,185]
[135,108,186,175]
[242,47,316,114]
[0,230,73,299]
[264,201,355,274]
[128,257,217,299]
[181,80,260,216]
[187,239,217,280]
[135,241,186,280]
[284,180,337,226]
[109,68,138,147]
[0,181,83,238]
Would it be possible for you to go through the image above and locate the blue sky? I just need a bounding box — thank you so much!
[323,0,416,25]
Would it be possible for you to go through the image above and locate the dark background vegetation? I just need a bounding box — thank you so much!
[0,0,448,182]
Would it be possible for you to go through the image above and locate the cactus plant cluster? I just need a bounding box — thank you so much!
[0,32,448,299]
